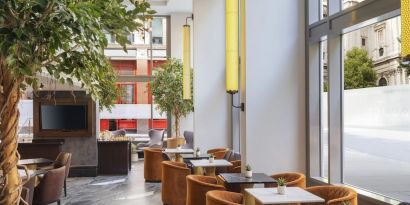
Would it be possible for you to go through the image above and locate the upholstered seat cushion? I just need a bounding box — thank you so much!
[206,190,243,205]
[144,148,165,182]
[303,185,358,205]
[186,175,226,205]
[267,172,306,188]
[161,161,190,205]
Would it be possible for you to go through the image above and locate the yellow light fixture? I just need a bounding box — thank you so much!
[226,0,239,93]
[402,0,410,62]
[183,24,191,99]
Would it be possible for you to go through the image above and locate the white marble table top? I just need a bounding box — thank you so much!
[245,187,325,204]
[164,148,194,154]
[190,159,233,168]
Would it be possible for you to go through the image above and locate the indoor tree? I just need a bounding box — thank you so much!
[151,58,193,139]
[0,1,154,204]
[344,47,378,89]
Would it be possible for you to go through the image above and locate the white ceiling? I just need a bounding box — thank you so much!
[148,0,193,15]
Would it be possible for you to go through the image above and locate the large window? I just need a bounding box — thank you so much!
[342,16,410,201]
[320,40,329,179]
[308,0,408,203]
[96,16,170,135]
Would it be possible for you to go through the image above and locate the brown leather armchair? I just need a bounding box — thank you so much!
[303,185,358,205]
[207,148,229,159]
[144,148,165,182]
[33,166,66,205]
[161,161,191,205]
[206,190,243,205]
[186,175,226,205]
[39,152,72,197]
[266,172,306,188]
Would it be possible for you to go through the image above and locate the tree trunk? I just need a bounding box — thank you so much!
[0,61,22,205]
[174,114,180,138]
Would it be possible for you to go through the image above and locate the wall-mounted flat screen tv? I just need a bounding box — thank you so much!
[40,105,88,130]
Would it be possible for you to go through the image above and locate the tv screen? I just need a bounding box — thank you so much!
[40,105,88,130]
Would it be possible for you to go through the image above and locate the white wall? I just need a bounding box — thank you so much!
[244,0,306,174]
[170,12,195,134]
[193,0,231,150]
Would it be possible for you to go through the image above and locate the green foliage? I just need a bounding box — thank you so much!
[344,47,377,90]
[277,177,287,187]
[208,153,215,158]
[0,0,155,109]
[245,164,252,171]
[323,81,328,92]
[151,58,194,137]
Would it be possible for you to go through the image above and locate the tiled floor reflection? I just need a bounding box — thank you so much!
[62,161,162,205]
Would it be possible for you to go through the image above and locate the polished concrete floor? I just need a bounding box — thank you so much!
[62,161,162,205]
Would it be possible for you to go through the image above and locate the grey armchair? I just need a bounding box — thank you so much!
[136,129,165,150]
[183,131,194,149]
[216,150,241,174]
[110,129,126,137]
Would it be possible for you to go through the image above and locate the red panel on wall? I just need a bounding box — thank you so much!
[118,119,137,129]
[100,119,109,131]
[149,119,167,129]
[111,60,136,75]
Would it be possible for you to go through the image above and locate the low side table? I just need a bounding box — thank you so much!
[245,187,325,205]
[190,159,232,176]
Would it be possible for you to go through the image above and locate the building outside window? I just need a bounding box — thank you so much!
[99,16,170,134]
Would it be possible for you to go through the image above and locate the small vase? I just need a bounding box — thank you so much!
[196,151,201,156]
[245,171,253,178]
[177,146,182,150]
[277,186,287,195]
[209,157,215,163]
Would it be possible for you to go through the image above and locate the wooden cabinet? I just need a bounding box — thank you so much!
[98,141,131,175]
[18,140,63,160]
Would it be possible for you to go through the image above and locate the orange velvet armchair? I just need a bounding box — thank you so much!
[186,175,226,205]
[266,172,306,188]
[161,161,191,205]
[303,185,358,205]
[206,190,243,205]
[207,148,229,159]
[144,148,165,182]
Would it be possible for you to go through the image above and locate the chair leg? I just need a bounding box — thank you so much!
[64,179,67,197]
[57,200,61,205]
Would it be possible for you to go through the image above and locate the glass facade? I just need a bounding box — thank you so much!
[342,16,410,201]
[320,40,329,179]
[309,0,408,202]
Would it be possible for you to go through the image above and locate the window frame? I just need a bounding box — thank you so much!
[306,0,402,204]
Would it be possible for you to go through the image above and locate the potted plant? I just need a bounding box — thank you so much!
[151,58,194,148]
[209,154,215,163]
[195,147,201,156]
[245,164,253,178]
[176,144,182,150]
[0,1,155,203]
[277,177,287,195]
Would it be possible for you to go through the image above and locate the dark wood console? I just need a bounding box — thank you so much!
[18,140,64,160]
[98,141,131,175]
